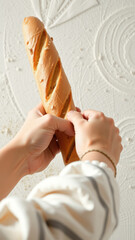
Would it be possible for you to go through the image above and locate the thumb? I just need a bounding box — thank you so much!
[67,111,84,130]
[43,114,75,136]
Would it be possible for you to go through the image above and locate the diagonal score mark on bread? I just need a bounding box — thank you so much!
[46,58,75,162]
[23,16,79,164]
[46,59,60,99]
[33,30,46,70]
[67,140,76,162]
[60,93,71,118]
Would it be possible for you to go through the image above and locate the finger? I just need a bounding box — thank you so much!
[82,110,104,120]
[43,114,75,136]
[43,136,60,166]
[66,110,85,133]
[35,102,46,115]
[67,110,84,123]
[48,136,60,158]
[82,110,98,120]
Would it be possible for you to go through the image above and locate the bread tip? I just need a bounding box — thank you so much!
[24,17,28,24]
[23,16,36,26]
[22,16,44,32]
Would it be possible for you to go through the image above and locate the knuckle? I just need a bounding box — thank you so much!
[45,114,53,123]
[95,111,104,118]
[100,112,105,117]
[117,127,120,133]
[119,135,122,142]
[115,127,119,133]
[109,118,114,125]
[99,112,105,119]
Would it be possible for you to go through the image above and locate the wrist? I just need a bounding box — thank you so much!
[80,151,116,175]
[0,137,28,199]
[9,136,29,177]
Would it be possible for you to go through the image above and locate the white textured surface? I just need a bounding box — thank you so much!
[0,0,135,239]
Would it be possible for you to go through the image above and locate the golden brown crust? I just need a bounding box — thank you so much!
[23,16,79,164]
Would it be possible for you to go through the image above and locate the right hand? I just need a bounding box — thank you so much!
[67,110,123,166]
[14,103,74,175]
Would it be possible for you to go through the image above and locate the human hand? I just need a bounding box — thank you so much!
[14,103,74,174]
[67,110,123,172]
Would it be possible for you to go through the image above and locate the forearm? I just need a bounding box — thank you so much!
[0,138,28,199]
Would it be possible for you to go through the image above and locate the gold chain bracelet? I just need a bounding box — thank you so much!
[80,149,117,177]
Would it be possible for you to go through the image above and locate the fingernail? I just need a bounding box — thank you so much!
[76,107,81,112]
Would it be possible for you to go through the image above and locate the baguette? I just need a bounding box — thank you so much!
[22,16,79,164]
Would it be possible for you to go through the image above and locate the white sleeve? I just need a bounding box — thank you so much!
[0,160,119,240]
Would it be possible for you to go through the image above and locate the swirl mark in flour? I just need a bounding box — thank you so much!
[31,0,98,28]
[95,8,135,94]
[117,118,135,164]
[30,0,51,24]
[3,26,25,120]
[4,73,25,120]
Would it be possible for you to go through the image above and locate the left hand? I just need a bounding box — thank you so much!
[14,103,74,174]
